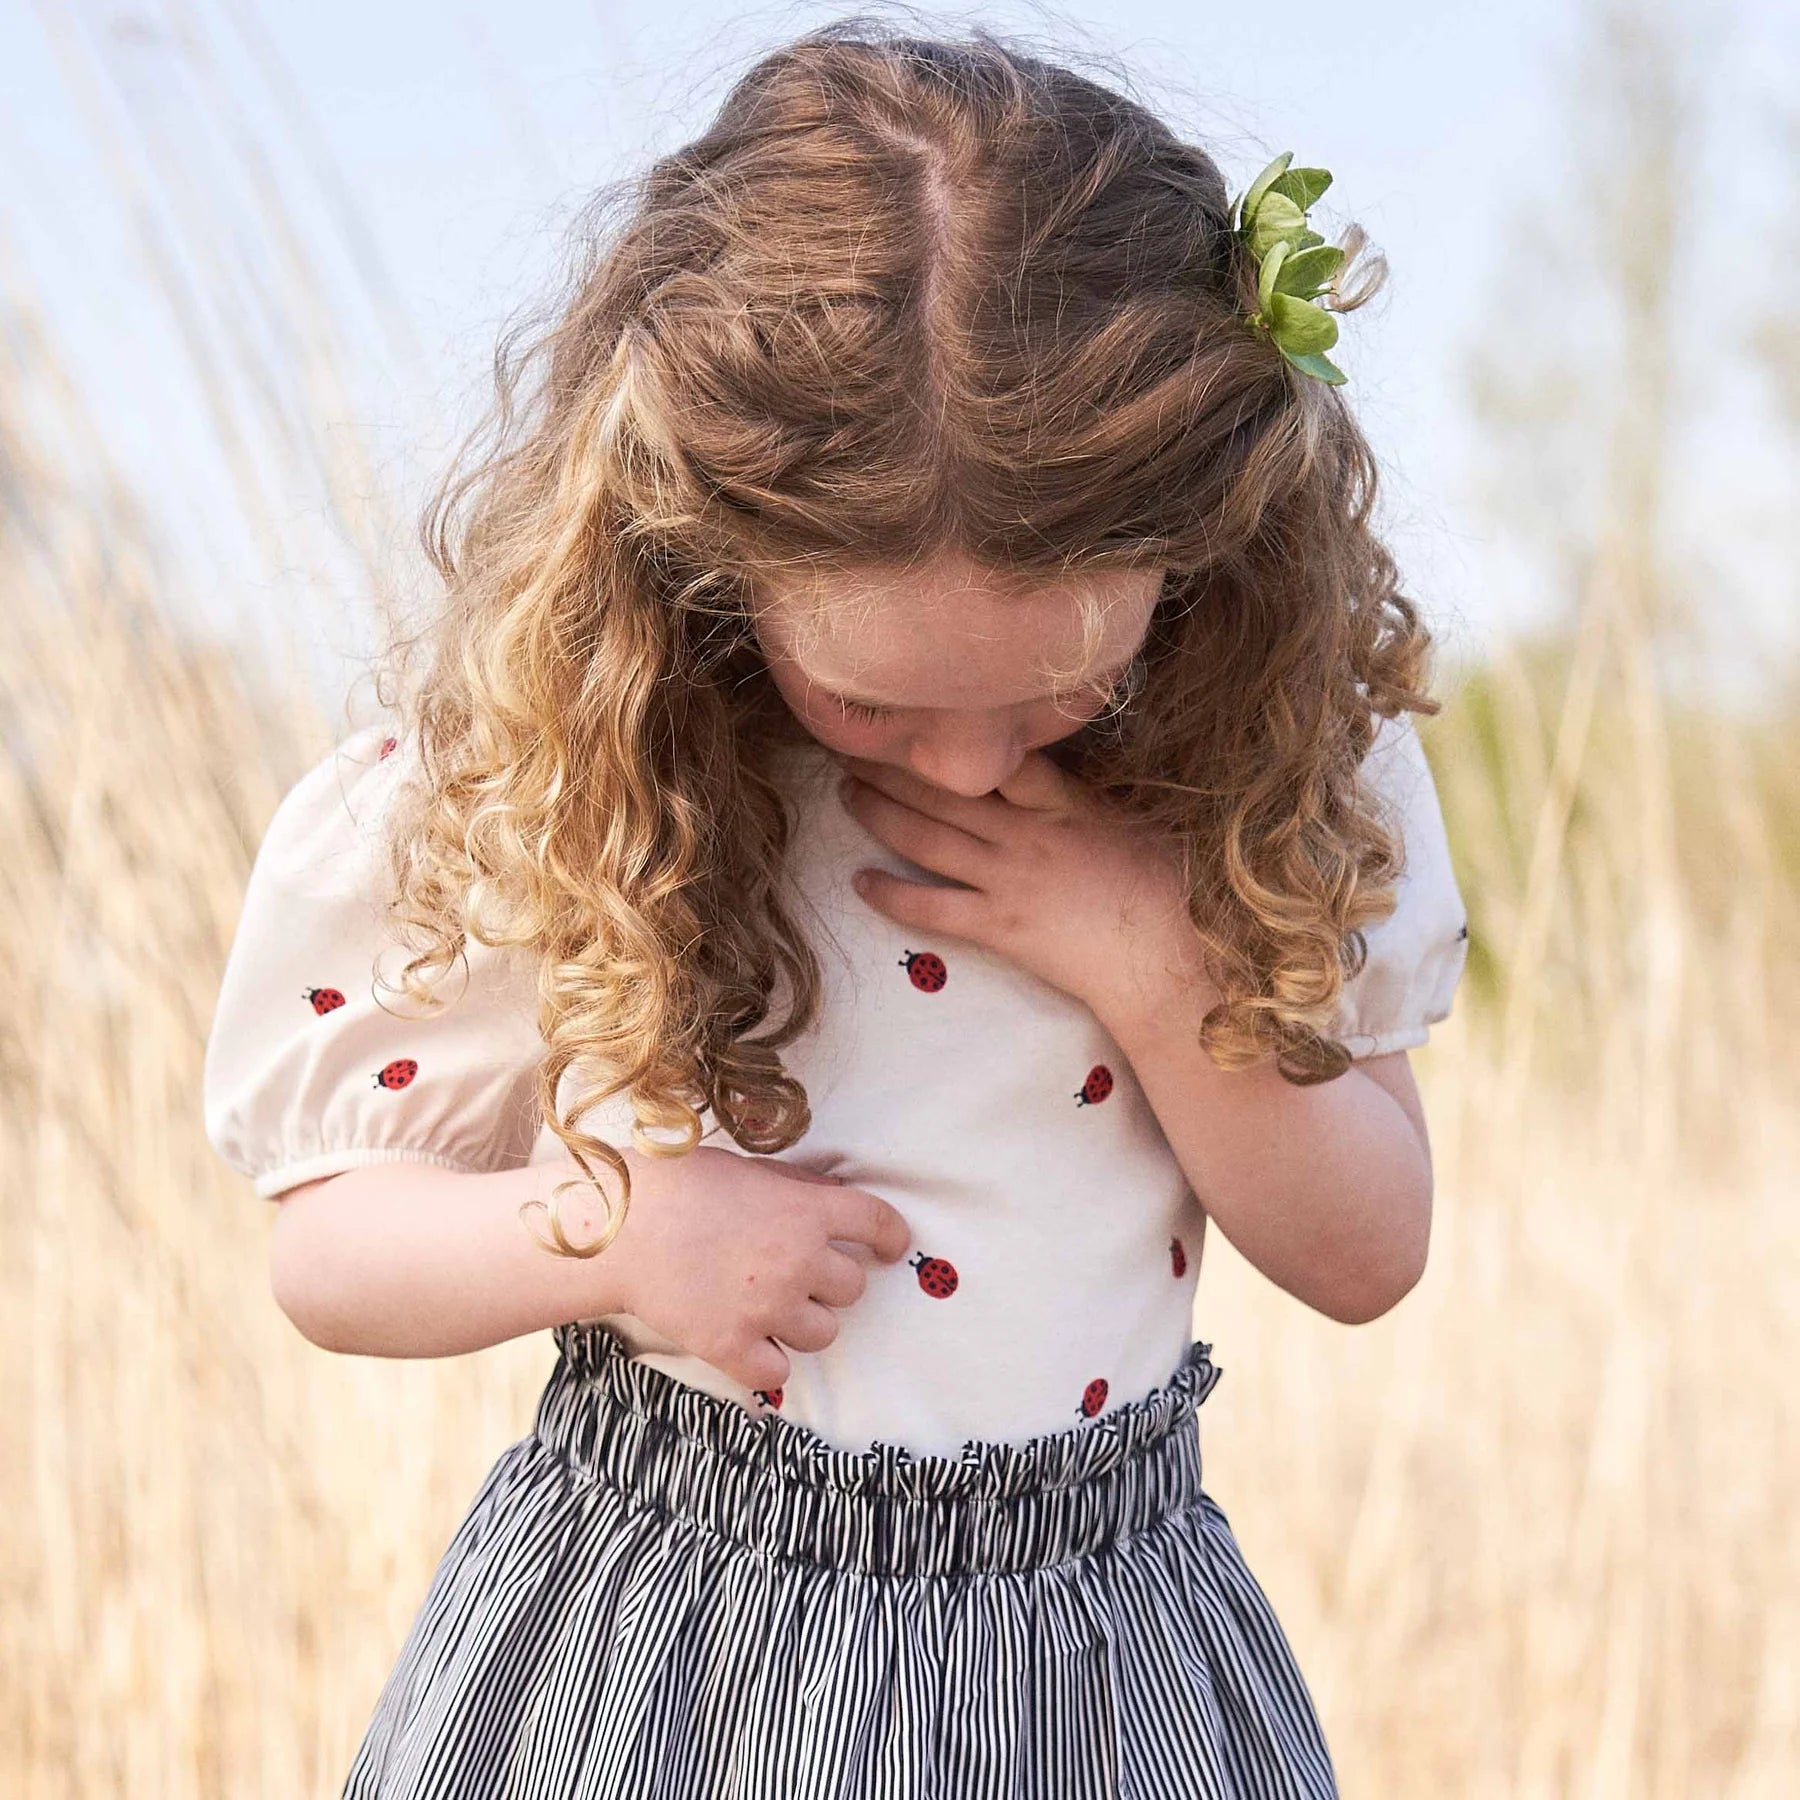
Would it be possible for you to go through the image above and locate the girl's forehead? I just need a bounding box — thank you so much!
[752,554,1164,704]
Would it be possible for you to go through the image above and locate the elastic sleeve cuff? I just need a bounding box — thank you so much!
[253,1146,486,1201]
[1339,1023,1433,1062]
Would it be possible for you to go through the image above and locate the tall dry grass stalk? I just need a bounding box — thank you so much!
[4,2,1796,1792]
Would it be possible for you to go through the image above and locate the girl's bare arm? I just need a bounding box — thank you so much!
[1095,927,1434,1327]
[265,1147,913,1385]
[268,1159,642,1359]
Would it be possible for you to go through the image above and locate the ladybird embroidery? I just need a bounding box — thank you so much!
[373,1059,418,1091]
[909,1252,959,1299]
[753,1386,784,1410]
[898,949,947,993]
[1078,1377,1109,1419]
[377,736,398,760]
[1074,1064,1114,1106]
[1170,1235,1187,1278]
[305,986,347,1016]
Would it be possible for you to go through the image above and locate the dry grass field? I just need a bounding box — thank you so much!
[4,5,1797,1793]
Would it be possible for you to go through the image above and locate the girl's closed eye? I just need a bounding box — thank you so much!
[831,669,1130,730]
[837,696,895,724]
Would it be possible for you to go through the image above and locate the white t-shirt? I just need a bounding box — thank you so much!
[203,717,1469,1458]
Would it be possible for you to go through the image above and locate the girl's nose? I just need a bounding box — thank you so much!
[904,732,1024,798]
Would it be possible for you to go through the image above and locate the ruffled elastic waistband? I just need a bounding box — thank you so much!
[535,1322,1223,1577]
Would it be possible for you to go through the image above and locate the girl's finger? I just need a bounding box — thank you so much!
[777,1163,847,1186]
[841,779,998,888]
[807,1247,869,1309]
[824,1185,912,1262]
[994,748,1082,813]
[851,868,986,945]
[837,758,1012,842]
[737,1337,789,1395]
[771,1300,841,1355]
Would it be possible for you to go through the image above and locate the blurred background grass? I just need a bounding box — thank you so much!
[3,1,1797,1794]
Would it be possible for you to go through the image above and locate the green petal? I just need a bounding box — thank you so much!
[1273,244,1344,298]
[1268,292,1339,354]
[1280,346,1348,385]
[1240,152,1294,230]
[1268,165,1333,212]
[1248,191,1308,260]
[1257,237,1290,315]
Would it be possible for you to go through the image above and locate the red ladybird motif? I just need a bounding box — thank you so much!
[753,1386,784,1410]
[1074,1064,1114,1106]
[898,949,947,993]
[909,1252,959,1299]
[1170,1235,1188,1278]
[377,736,399,760]
[1078,1377,1109,1419]
[373,1059,418,1091]
[305,986,347,1016]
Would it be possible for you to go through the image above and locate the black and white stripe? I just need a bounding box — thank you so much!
[343,1324,1339,1797]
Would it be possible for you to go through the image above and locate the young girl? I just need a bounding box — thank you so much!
[204,23,1469,1798]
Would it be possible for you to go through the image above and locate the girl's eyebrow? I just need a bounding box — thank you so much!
[811,646,1142,710]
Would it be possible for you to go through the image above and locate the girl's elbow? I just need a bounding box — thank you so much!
[1333,1200,1433,1325]
[1334,1251,1427,1324]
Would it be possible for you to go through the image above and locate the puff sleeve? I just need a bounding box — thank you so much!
[202,723,549,1199]
[1327,709,1471,1059]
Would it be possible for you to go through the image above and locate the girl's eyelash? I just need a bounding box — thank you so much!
[832,668,1131,726]
[836,697,894,723]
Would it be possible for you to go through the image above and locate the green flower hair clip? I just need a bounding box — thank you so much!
[1231,151,1350,386]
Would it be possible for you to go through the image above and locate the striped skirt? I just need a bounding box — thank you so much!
[342,1322,1339,1798]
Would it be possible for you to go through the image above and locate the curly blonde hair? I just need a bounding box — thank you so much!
[374,19,1438,1257]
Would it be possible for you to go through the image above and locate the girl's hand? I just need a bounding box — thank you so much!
[835,752,1214,1025]
[593,1145,913,1396]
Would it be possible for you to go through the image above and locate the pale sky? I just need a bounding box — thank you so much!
[4,0,1795,709]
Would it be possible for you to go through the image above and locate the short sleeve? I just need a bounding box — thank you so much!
[202,724,548,1199]
[1327,710,1471,1059]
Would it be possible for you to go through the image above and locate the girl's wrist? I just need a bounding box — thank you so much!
[1089,915,1222,1050]
[500,1157,647,1323]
